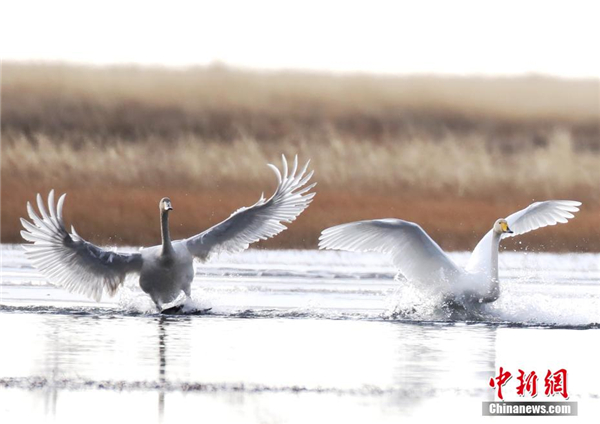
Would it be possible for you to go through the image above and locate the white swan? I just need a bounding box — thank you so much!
[319,200,581,304]
[21,155,316,311]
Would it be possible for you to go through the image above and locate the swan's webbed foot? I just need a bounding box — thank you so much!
[161,304,186,315]
[160,303,213,315]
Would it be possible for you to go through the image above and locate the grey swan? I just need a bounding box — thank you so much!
[21,155,316,311]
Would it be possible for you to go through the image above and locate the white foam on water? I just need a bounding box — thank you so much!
[2,244,599,326]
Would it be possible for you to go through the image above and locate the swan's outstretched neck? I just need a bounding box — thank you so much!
[161,209,173,256]
[484,230,502,302]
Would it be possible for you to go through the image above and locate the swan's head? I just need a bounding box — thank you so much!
[493,219,513,235]
[160,197,173,212]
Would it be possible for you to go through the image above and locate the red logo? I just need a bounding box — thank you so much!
[544,369,569,399]
[516,370,538,398]
[490,368,568,400]
[489,367,512,400]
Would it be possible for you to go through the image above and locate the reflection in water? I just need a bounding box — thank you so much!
[45,319,60,418]
[158,316,166,422]
[1,313,599,423]
[387,323,498,413]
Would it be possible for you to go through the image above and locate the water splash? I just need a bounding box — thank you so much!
[3,245,599,327]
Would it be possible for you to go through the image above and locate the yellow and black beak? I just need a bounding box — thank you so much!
[501,221,514,234]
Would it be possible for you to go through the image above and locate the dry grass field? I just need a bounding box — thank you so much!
[2,63,599,251]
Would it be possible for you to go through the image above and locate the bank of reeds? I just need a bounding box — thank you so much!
[2,131,598,251]
[1,63,598,251]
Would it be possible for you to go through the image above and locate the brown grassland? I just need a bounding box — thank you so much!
[1,63,599,252]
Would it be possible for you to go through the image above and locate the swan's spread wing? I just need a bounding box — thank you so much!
[20,191,143,301]
[184,155,316,260]
[466,200,581,273]
[319,219,462,282]
[504,200,581,238]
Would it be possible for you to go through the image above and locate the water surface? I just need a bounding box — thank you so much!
[1,246,599,423]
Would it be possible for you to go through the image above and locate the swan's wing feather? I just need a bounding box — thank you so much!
[21,191,143,301]
[319,219,462,282]
[184,155,316,260]
[504,200,581,238]
[466,200,581,273]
